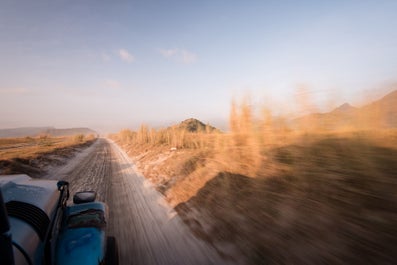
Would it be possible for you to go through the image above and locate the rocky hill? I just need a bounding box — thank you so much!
[170,118,220,133]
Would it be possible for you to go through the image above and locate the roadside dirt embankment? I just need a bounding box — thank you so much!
[112,130,397,265]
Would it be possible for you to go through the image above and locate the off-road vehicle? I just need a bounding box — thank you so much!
[0,174,118,265]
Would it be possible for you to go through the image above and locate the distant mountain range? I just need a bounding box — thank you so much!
[0,127,97,138]
[293,90,397,130]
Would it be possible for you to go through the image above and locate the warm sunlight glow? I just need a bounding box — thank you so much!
[1,1,397,264]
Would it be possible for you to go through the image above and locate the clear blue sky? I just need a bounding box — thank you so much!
[1,0,397,132]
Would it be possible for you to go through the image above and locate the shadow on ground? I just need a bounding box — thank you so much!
[176,137,397,264]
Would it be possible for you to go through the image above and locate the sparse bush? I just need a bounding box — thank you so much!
[114,123,219,150]
[38,133,49,139]
[24,136,34,142]
[73,134,85,143]
[38,134,53,146]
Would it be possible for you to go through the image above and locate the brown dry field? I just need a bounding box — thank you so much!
[0,135,96,177]
[112,129,397,264]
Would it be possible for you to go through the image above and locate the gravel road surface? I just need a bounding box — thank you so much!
[44,138,227,265]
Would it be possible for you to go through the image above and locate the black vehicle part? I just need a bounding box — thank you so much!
[44,180,70,265]
[105,236,119,265]
[0,189,14,265]
[5,201,50,241]
[73,191,97,204]
[12,240,33,265]
[57,181,70,207]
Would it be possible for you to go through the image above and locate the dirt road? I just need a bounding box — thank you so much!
[44,138,228,265]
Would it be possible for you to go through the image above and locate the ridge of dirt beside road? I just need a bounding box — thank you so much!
[110,133,397,265]
[109,139,246,263]
[109,140,211,204]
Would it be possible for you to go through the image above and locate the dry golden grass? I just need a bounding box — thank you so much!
[176,131,397,264]
[111,95,397,206]
[112,96,397,264]
[0,135,94,161]
[113,127,397,263]
[0,135,97,177]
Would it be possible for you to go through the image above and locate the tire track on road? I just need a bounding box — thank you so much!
[44,138,230,265]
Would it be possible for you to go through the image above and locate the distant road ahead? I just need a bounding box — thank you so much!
[45,138,228,265]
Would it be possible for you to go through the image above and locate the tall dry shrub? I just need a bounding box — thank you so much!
[230,99,239,133]
[137,124,150,144]
[227,97,262,176]
[119,129,135,144]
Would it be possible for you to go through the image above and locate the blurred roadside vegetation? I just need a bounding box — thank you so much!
[111,97,397,264]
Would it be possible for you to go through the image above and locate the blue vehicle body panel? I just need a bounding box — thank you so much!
[55,202,107,265]
[0,175,114,265]
[67,201,106,216]
[56,227,105,265]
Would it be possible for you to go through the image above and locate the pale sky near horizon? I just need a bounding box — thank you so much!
[1,0,397,132]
